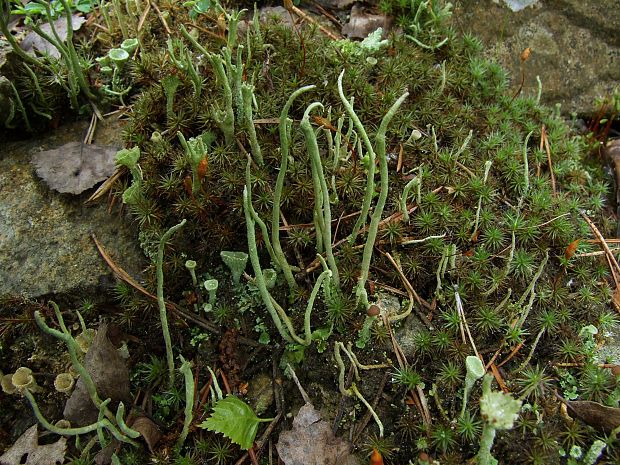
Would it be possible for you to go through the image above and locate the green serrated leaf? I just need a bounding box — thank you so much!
[200,395,270,450]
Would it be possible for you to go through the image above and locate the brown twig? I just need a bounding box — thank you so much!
[454,285,479,358]
[541,125,557,196]
[496,341,524,368]
[382,251,434,327]
[149,0,171,34]
[137,0,151,32]
[285,2,342,40]
[85,167,124,204]
[581,211,620,285]
[489,362,509,393]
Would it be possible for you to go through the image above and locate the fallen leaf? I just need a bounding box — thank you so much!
[0,424,66,465]
[130,415,161,453]
[20,14,86,59]
[31,142,119,194]
[564,239,580,260]
[276,403,359,465]
[64,323,131,425]
[341,4,389,39]
[566,400,620,433]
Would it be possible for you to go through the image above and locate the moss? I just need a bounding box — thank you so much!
[4,0,618,462]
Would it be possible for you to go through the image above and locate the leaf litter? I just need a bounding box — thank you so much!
[0,425,66,465]
[31,142,119,194]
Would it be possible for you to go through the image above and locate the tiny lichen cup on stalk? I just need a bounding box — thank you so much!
[120,38,139,53]
[54,372,75,394]
[12,367,43,393]
[108,48,129,66]
[185,260,198,287]
[204,279,219,305]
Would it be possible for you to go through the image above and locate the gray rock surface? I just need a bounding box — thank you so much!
[454,0,620,114]
[0,117,145,299]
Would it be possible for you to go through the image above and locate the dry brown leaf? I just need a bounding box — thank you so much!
[20,14,86,58]
[64,323,131,425]
[31,142,119,194]
[0,425,66,465]
[276,403,359,465]
[341,4,388,39]
[566,400,620,433]
[564,239,580,260]
[130,414,161,453]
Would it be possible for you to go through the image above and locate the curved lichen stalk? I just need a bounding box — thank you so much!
[157,219,187,387]
[272,85,316,291]
[245,187,331,346]
[300,102,340,288]
[337,71,377,245]
[338,69,409,306]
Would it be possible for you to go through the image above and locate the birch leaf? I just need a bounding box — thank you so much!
[200,395,270,450]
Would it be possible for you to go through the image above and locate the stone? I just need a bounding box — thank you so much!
[454,0,620,114]
[0,117,145,299]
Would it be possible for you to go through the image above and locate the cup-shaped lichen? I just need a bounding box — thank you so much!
[1,373,16,394]
[204,279,219,305]
[12,367,41,393]
[75,328,96,354]
[54,372,75,394]
[120,38,139,53]
[476,374,522,465]
[108,47,129,66]
[220,251,248,285]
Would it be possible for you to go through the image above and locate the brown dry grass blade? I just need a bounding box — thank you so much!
[85,167,125,204]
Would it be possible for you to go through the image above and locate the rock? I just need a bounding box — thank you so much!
[0,118,145,299]
[454,0,620,114]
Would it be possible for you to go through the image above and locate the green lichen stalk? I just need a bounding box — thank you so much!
[157,219,187,387]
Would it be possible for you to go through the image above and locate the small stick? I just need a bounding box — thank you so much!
[84,112,97,144]
[541,125,557,196]
[454,285,479,358]
[575,249,620,258]
[287,364,312,404]
[552,362,619,368]
[137,0,151,32]
[309,0,341,26]
[197,375,214,413]
[149,0,171,34]
[585,238,620,244]
[383,251,434,327]
[496,341,524,368]
[581,211,620,281]
[285,2,342,40]
[489,362,510,393]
